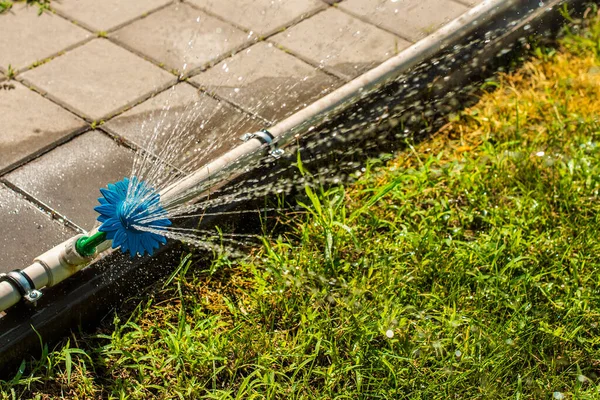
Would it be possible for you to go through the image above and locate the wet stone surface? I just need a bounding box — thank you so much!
[111,3,250,73]
[5,131,135,230]
[191,42,343,122]
[104,83,263,172]
[187,0,325,37]
[0,81,86,174]
[52,0,172,32]
[20,39,175,121]
[272,8,409,80]
[0,184,75,272]
[0,4,91,73]
[339,0,468,42]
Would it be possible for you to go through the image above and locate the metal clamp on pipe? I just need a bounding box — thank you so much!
[0,270,42,303]
[240,129,284,159]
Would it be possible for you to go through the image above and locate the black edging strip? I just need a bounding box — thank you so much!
[0,0,588,375]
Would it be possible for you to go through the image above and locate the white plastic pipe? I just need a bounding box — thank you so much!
[0,0,521,313]
[0,234,94,312]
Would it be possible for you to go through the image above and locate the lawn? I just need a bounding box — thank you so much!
[3,12,600,400]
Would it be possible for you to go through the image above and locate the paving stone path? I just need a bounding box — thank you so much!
[0,0,479,271]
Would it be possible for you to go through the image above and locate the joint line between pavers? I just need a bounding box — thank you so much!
[106,35,252,80]
[0,179,85,234]
[0,126,90,178]
[15,75,97,123]
[263,39,352,82]
[185,79,274,125]
[181,2,334,82]
[49,0,176,36]
[14,36,95,76]
[97,77,179,122]
[183,0,328,40]
[333,7,417,44]
[97,126,192,178]
[17,69,177,124]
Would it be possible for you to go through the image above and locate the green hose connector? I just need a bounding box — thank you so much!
[76,231,107,257]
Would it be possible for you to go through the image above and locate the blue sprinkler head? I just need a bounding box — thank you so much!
[94,177,171,258]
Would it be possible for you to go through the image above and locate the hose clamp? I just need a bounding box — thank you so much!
[240,129,284,159]
[0,269,43,303]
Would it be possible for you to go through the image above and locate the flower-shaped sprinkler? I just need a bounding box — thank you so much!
[77,177,172,258]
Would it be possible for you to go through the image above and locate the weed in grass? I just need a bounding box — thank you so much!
[5,64,15,79]
[4,12,600,400]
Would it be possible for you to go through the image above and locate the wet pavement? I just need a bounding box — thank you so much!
[0,0,481,272]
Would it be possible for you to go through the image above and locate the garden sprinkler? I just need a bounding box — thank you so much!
[79,177,172,258]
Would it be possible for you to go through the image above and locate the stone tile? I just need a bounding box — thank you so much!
[104,83,263,172]
[0,4,91,72]
[272,8,409,80]
[192,42,342,122]
[0,81,86,174]
[339,0,468,42]
[52,0,172,32]
[111,3,249,72]
[187,0,324,36]
[6,131,135,230]
[20,39,175,121]
[0,184,75,272]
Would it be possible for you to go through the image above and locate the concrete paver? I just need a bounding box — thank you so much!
[0,5,91,73]
[111,3,249,72]
[272,8,410,80]
[52,0,172,32]
[187,0,325,37]
[20,39,175,121]
[104,83,263,171]
[5,131,135,230]
[0,81,86,174]
[339,0,468,42]
[192,42,342,122]
[0,184,75,272]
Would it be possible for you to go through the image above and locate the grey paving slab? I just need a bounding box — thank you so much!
[191,42,342,122]
[104,83,263,171]
[52,0,172,32]
[0,4,91,73]
[20,39,175,121]
[187,0,325,36]
[0,81,87,174]
[5,131,135,230]
[111,3,249,72]
[339,0,468,42]
[0,184,75,272]
[272,8,409,80]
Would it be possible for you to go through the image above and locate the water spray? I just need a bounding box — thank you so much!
[0,0,542,314]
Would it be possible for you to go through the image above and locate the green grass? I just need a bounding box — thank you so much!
[0,0,50,15]
[4,14,600,400]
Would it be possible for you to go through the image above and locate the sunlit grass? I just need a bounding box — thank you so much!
[0,0,51,15]
[3,13,600,400]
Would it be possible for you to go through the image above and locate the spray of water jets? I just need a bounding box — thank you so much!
[106,1,563,259]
